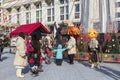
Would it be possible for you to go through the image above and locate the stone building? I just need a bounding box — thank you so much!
[0,0,119,33]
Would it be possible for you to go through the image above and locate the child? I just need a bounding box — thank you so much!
[53,44,66,65]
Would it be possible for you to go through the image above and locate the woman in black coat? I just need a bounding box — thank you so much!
[29,34,43,76]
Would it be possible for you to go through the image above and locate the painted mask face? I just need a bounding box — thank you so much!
[88,29,98,38]
[68,26,80,35]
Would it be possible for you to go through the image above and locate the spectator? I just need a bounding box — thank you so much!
[43,34,53,64]
[66,35,76,64]
[14,32,28,78]
[28,34,43,77]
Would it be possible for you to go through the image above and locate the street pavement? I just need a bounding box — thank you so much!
[0,47,120,80]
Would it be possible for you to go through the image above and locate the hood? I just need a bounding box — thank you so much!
[57,44,62,49]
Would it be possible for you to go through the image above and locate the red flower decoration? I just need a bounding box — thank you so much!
[114,57,119,62]
[80,46,83,49]
[105,34,111,41]
[74,54,77,59]
[82,55,86,60]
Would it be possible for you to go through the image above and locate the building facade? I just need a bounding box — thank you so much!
[0,0,81,33]
[0,0,119,33]
[115,0,120,32]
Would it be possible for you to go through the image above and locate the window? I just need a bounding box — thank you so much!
[116,13,120,18]
[0,13,1,22]
[117,21,120,31]
[66,5,69,19]
[17,14,20,24]
[116,2,120,7]
[60,3,69,20]
[9,15,11,22]
[25,4,31,24]
[47,9,51,21]
[36,3,42,22]
[60,0,68,4]
[75,3,80,19]
[16,7,20,24]
[52,8,54,21]
[26,12,31,24]
[60,5,69,20]
[36,10,42,22]
[47,6,54,22]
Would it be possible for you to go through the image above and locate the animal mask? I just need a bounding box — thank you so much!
[88,29,98,38]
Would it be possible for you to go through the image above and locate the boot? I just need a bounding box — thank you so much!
[96,62,101,69]
[45,59,51,64]
[16,69,24,78]
[0,58,2,61]
[91,63,94,68]
[94,63,97,68]
[38,66,43,72]
[0,55,2,61]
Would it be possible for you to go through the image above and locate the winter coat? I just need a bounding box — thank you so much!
[44,35,52,49]
[66,36,76,55]
[28,40,41,64]
[14,36,27,67]
[89,38,99,52]
[53,44,66,59]
[26,39,31,53]
[89,38,98,49]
